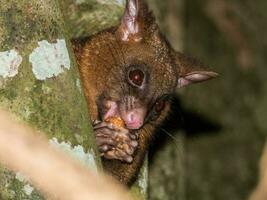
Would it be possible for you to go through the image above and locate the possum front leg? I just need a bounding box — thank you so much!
[100,124,155,185]
[93,121,139,163]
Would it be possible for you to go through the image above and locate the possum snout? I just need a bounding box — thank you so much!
[119,96,147,130]
[102,97,147,130]
[120,107,146,130]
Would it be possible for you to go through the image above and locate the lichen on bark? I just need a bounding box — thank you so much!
[0,0,101,199]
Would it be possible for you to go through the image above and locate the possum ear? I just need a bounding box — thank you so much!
[175,52,218,88]
[116,0,154,42]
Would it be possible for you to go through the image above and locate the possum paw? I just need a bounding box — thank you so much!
[93,121,138,163]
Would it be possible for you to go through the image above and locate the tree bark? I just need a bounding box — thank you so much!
[58,0,125,38]
[0,0,101,199]
[0,111,132,200]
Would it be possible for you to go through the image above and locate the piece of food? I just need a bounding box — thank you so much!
[105,116,125,128]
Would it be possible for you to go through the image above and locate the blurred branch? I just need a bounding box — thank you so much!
[0,110,131,200]
[249,143,267,200]
[0,0,102,197]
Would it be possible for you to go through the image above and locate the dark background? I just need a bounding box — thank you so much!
[148,0,267,199]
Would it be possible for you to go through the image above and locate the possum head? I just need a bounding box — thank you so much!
[96,0,218,130]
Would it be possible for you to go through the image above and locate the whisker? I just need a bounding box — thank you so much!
[160,127,183,152]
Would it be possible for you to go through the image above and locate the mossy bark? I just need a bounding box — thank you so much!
[0,0,101,199]
[130,157,148,200]
[58,0,125,38]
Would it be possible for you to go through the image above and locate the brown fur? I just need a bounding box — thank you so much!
[72,28,174,185]
[72,0,217,185]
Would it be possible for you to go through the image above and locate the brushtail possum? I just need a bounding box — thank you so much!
[72,0,218,185]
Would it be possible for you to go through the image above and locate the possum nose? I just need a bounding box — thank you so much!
[122,109,146,130]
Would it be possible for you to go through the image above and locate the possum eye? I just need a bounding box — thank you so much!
[128,69,145,87]
[148,95,169,121]
[154,99,166,113]
[148,99,166,121]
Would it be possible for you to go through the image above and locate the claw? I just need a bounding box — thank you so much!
[99,145,111,153]
[130,140,138,147]
[125,146,134,155]
[125,156,133,163]
[95,127,115,138]
[92,119,101,126]
[93,120,138,162]
[105,149,133,163]
[129,134,137,140]
[96,136,116,147]
[114,148,127,158]
[93,122,112,130]
[104,150,117,160]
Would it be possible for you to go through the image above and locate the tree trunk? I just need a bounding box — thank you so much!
[58,0,125,38]
[0,0,101,199]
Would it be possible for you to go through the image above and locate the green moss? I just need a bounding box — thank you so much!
[0,1,65,50]
[0,0,101,198]
[59,0,125,38]
[131,158,148,200]
[3,88,17,101]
